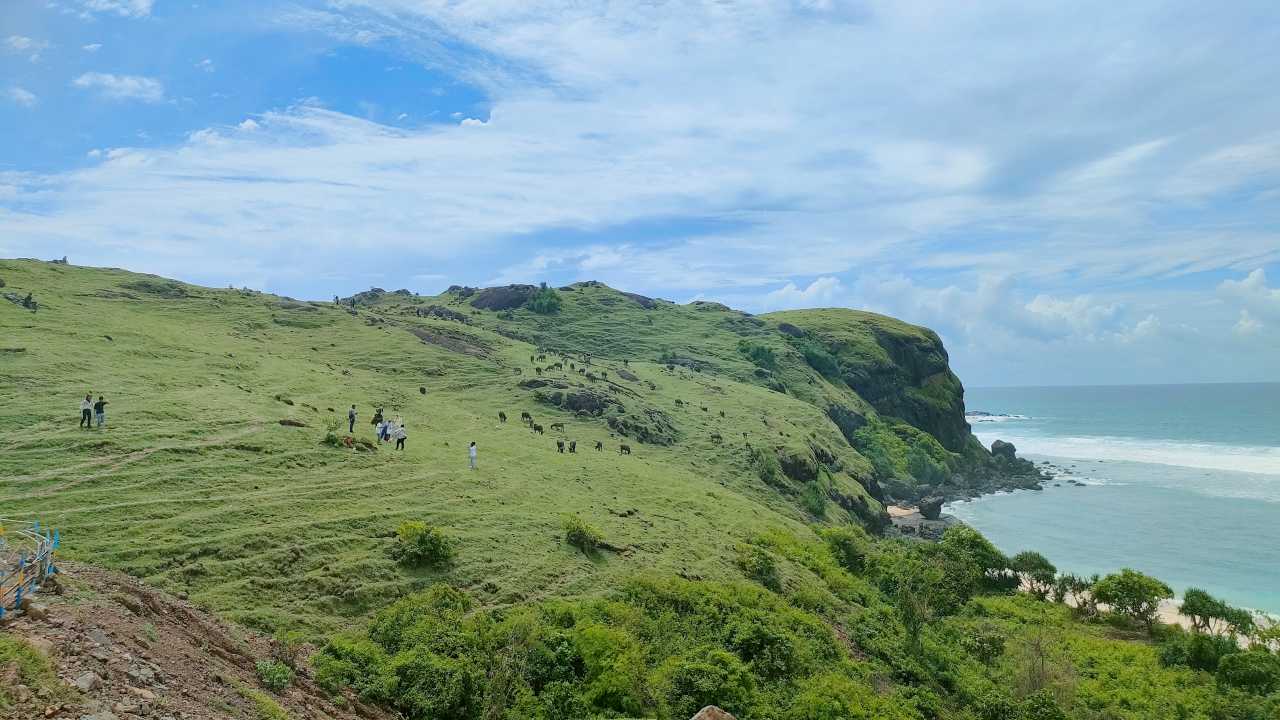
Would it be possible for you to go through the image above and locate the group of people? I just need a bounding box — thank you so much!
[347,403,477,467]
[78,394,108,429]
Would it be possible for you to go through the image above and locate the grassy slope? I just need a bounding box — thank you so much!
[1,261,901,634]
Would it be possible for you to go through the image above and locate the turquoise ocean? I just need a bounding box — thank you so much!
[948,383,1280,614]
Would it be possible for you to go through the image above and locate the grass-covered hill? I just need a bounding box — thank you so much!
[6,259,1272,720]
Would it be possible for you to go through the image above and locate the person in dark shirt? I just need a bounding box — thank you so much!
[93,396,108,428]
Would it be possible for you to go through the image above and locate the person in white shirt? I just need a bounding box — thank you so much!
[469,441,477,470]
[393,423,407,450]
[79,394,93,428]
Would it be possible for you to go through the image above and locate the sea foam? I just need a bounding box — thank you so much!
[974,431,1280,477]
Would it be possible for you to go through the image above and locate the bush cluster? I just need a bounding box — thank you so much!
[390,521,456,568]
[526,283,563,315]
[255,660,295,693]
[562,515,604,553]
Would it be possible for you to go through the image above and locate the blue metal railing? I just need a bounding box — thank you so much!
[0,518,59,619]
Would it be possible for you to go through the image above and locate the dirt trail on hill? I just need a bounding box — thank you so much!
[1,562,390,720]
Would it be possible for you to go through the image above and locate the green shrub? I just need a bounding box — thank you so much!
[271,629,307,669]
[820,526,873,575]
[1216,650,1280,694]
[653,647,755,720]
[255,659,295,693]
[800,481,827,518]
[526,283,563,314]
[389,647,481,720]
[1019,689,1068,720]
[737,340,778,370]
[1092,569,1173,633]
[749,445,786,488]
[390,520,456,568]
[1159,628,1240,672]
[794,340,840,379]
[735,544,783,592]
[786,672,908,720]
[562,515,603,553]
[321,415,343,447]
[312,635,395,701]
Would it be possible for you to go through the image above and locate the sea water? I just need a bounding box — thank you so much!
[948,383,1280,614]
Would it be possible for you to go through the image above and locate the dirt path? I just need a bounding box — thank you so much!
[1,561,390,720]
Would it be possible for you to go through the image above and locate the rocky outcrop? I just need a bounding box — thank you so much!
[918,496,944,520]
[619,291,657,309]
[691,707,737,720]
[470,284,537,311]
[991,439,1017,460]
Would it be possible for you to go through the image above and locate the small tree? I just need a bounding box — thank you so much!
[1011,551,1057,600]
[1092,569,1172,633]
[390,521,456,568]
[1181,587,1255,637]
[526,283,563,314]
[562,515,603,553]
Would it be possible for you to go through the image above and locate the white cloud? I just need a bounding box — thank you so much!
[195,58,215,72]
[71,72,164,103]
[1219,268,1280,323]
[5,36,42,52]
[5,87,38,108]
[237,118,260,131]
[82,43,103,52]
[1234,309,1262,336]
[78,0,154,18]
[762,277,844,310]
[460,117,486,127]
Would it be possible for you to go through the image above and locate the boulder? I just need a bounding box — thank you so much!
[918,496,944,520]
[691,707,737,720]
[73,670,102,692]
[991,439,1017,460]
[470,284,537,311]
[777,322,805,337]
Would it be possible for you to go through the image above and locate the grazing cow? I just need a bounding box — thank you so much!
[499,411,507,423]
[595,441,603,451]
[557,440,565,453]
[530,355,535,363]
[719,410,725,418]
[674,399,684,406]
[623,359,629,366]
[602,372,608,381]
[514,368,522,374]
[619,444,632,455]
[586,372,596,381]
[701,406,708,412]
[569,440,577,453]
[533,424,544,434]
[550,422,565,432]
[521,411,532,423]
[535,367,543,376]
[710,432,723,443]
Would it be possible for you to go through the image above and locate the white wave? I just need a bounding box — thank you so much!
[966,413,1030,423]
[974,431,1280,476]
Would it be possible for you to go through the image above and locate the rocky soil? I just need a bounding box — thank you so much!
[1,562,390,720]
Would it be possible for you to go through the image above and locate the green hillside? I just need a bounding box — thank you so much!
[3,259,1273,720]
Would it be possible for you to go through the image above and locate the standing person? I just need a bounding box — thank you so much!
[79,394,93,428]
[371,407,384,429]
[93,395,108,429]
[394,422,406,450]
[347,405,357,433]
[468,441,478,470]
[376,417,387,443]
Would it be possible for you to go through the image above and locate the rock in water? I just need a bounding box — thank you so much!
[918,496,944,520]
[691,707,737,720]
[991,439,1017,460]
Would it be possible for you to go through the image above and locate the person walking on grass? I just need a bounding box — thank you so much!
[93,395,108,429]
[469,441,478,470]
[375,417,387,443]
[79,394,93,428]
[348,405,357,434]
[393,422,406,451]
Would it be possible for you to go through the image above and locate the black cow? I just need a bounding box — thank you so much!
[569,440,576,453]
[521,411,532,423]
[498,411,507,423]
[533,424,544,434]
[557,440,565,453]
[550,422,565,432]
[595,441,603,451]
[619,444,631,455]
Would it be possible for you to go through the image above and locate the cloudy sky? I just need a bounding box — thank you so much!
[3,1,1279,386]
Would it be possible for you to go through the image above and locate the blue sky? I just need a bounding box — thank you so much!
[2,0,1279,386]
